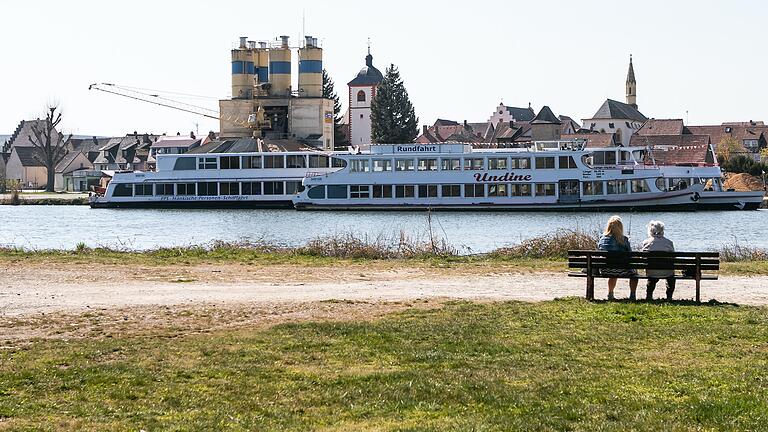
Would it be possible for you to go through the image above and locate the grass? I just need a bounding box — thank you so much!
[1,299,767,430]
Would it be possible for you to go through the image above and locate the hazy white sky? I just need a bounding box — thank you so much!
[1,0,766,137]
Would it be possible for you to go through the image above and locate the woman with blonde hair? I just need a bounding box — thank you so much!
[597,215,638,300]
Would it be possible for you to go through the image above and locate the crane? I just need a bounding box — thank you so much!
[87,83,271,131]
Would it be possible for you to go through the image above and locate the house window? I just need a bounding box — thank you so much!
[608,123,615,129]
[357,90,366,102]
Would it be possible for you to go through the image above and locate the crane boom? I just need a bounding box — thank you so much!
[88,83,220,120]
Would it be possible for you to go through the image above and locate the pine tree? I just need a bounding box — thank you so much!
[370,64,419,143]
[322,69,348,148]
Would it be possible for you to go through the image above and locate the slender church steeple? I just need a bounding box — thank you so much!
[626,54,637,109]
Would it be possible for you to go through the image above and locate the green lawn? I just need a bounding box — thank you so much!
[2,299,767,431]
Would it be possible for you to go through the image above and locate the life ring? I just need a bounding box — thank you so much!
[691,192,701,202]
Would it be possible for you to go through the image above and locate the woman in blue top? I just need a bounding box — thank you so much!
[598,216,638,301]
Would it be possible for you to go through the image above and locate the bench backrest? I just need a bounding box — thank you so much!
[567,250,719,274]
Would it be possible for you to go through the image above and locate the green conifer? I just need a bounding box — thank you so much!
[370,64,418,143]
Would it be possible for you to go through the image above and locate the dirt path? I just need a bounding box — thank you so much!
[2,262,768,319]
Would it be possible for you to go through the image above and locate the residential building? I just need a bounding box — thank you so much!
[488,103,535,124]
[530,106,562,142]
[93,133,159,171]
[5,147,49,188]
[686,122,767,159]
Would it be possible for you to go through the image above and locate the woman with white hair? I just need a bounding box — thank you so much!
[641,220,676,300]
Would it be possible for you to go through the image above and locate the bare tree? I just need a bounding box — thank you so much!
[28,106,72,192]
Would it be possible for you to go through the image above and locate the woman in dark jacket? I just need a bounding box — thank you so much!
[597,216,638,300]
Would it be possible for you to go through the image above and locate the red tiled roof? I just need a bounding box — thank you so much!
[650,144,714,166]
[636,119,684,136]
[686,125,766,145]
[630,134,711,148]
[562,133,615,148]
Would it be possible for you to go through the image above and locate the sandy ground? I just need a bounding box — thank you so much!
[2,262,768,319]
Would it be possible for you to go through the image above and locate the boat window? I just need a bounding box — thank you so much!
[558,156,578,169]
[464,158,484,171]
[327,185,347,199]
[535,183,556,196]
[619,151,631,164]
[441,158,461,171]
[488,157,508,170]
[441,184,461,197]
[464,184,485,198]
[173,157,196,171]
[242,156,262,169]
[511,184,532,197]
[198,157,217,170]
[668,178,689,191]
[606,180,627,195]
[535,157,555,169]
[197,182,218,196]
[395,159,415,171]
[134,184,153,196]
[580,154,594,168]
[264,155,285,169]
[350,159,370,173]
[331,158,347,168]
[417,159,438,171]
[418,184,438,198]
[655,178,667,192]
[582,181,604,196]
[242,182,262,195]
[373,185,393,198]
[488,183,508,197]
[286,155,307,169]
[309,155,329,168]
[592,151,617,166]
[307,185,325,199]
[220,156,240,170]
[263,181,285,195]
[285,181,305,194]
[395,185,415,198]
[112,183,133,197]
[220,182,240,196]
[373,159,392,172]
[156,184,174,196]
[631,179,650,193]
[511,158,530,169]
[350,185,371,199]
[176,183,196,195]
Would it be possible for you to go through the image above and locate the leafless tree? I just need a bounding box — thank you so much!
[28,106,72,192]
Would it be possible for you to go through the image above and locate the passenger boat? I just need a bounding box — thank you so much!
[89,151,344,208]
[293,141,764,211]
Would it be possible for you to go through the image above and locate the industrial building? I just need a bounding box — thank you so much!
[219,35,335,150]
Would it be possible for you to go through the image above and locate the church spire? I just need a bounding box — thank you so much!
[626,54,637,109]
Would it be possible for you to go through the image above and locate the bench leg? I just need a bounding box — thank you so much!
[586,276,595,301]
[695,278,701,303]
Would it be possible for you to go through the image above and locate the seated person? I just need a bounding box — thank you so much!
[598,216,638,301]
[641,220,675,300]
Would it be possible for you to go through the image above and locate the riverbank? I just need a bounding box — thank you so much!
[2,299,767,430]
[0,192,89,205]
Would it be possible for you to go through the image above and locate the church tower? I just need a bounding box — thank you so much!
[626,55,637,110]
[348,46,384,145]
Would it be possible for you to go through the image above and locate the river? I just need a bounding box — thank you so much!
[0,206,766,252]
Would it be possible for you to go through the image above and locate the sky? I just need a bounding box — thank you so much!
[1,0,766,137]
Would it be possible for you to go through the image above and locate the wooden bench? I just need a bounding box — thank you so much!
[567,250,720,302]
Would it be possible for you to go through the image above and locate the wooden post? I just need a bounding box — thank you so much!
[586,254,594,301]
[695,254,701,303]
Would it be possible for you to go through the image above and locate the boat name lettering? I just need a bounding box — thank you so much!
[159,196,249,202]
[473,172,532,183]
[394,145,438,153]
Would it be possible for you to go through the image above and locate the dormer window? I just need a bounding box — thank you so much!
[725,127,732,133]
[357,90,366,102]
